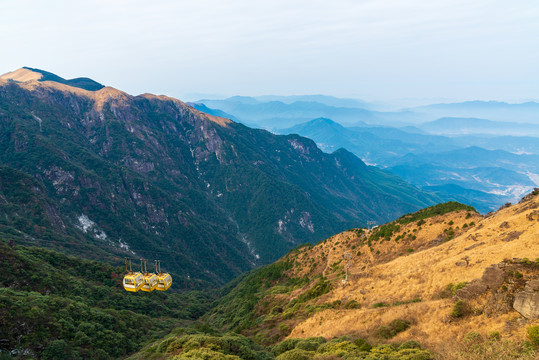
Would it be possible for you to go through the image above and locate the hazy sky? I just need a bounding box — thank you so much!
[1,0,538,104]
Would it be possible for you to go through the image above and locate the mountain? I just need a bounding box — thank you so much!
[386,146,539,173]
[253,95,375,109]
[132,192,539,360]
[1,67,105,91]
[451,135,539,155]
[0,68,440,287]
[195,97,421,129]
[282,118,458,164]
[412,100,539,124]
[279,118,539,211]
[418,117,539,136]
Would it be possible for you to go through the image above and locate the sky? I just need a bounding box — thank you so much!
[1,0,539,104]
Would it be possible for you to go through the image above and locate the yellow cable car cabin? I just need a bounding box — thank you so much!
[123,259,144,292]
[140,259,158,292]
[141,273,158,292]
[155,260,172,291]
[156,273,172,291]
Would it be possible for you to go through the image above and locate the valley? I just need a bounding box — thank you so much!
[0,69,538,360]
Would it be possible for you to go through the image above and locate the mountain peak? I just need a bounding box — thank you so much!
[0,67,43,82]
[0,67,105,91]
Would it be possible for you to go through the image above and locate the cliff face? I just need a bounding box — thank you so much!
[0,71,439,286]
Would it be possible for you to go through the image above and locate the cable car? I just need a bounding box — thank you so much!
[155,260,172,291]
[123,259,144,292]
[140,259,158,292]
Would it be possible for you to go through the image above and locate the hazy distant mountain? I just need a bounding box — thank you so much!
[188,102,241,122]
[422,183,506,213]
[196,97,422,129]
[282,118,458,164]
[451,135,539,155]
[253,95,376,109]
[418,117,539,136]
[385,147,539,210]
[385,146,539,172]
[279,118,539,211]
[412,100,539,124]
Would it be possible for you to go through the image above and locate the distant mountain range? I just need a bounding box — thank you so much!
[418,117,539,136]
[0,68,440,286]
[278,118,539,212]
[412,100,539,124]
[193,97,539,133]
[191,97,420,129]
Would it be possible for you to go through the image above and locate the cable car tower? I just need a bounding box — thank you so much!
[342,252,353,285]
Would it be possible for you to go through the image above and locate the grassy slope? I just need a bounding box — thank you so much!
[202,198,539,358]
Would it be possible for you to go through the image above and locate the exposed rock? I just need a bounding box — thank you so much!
[484,287,514,317]
[513,279,539,319]
[502,231,523,242]
[482,265,506,289]
[519,188,539,203]
[464,242,485,251]
[456,264,505,299]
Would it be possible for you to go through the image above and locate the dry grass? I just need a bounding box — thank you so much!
[284,195,539,353]
[0,68,43,82]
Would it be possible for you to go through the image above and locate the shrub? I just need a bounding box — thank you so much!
[375,319,411,339]
[42,340,71,360]
[399,340,421,350]
[272,339,301,356]
[488,331,501,341]
[279,324,291,335]
[317,340,357,355]
[344,300,361,309]
[353,338,372,352]
[373,302,389,308]
[528,326,539,346]
[276,349,315,360]
[441,282,468,298]
[297,278,332,303]
[173,348,240,360]
[451,300,466,318]
[295,337,326,351]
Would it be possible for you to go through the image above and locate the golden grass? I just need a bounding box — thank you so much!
[0,68,43,82]
[285,196,539,353]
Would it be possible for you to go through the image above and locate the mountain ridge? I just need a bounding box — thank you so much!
[0,68,440,287]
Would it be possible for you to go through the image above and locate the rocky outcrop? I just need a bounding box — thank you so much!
[513,279,539,319]
[456,264,505,299]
